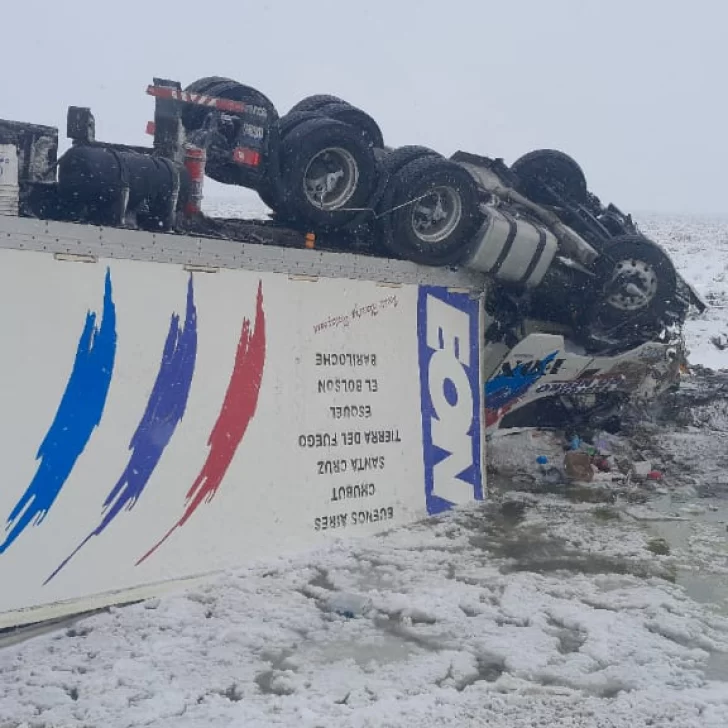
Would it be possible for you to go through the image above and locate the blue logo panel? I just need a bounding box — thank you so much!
[417,286,482,515]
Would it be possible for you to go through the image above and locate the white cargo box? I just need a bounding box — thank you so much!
[0,215,487,628]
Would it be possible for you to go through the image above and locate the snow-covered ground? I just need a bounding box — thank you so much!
[2,200,728,728]
[3,498,728,728]
[639,212,728,371]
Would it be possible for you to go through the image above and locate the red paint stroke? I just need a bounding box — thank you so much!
[137,281,266,564]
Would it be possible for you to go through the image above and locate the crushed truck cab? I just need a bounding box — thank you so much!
[483,332,682,432]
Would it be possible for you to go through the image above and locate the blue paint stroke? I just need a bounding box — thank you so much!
[0,268,117,554]
[485,350,558,412]
[45,275,197,584]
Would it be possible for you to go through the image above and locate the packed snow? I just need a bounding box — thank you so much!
[2,199,728,728]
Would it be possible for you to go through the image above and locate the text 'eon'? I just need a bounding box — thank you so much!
[417,287,483,515]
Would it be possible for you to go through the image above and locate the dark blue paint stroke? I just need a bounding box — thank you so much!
[45,274,198,584]
[0,268,117,555]
[485,350,559,412]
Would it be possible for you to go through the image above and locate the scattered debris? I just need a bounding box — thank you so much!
[646,537,671,556]
[710,334,728,351]
[632,461,653,480]
[564,451,594,482]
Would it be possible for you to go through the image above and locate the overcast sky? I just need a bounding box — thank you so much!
[5,0,726,216]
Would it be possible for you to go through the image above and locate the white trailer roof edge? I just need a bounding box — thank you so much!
[0,214,489,291]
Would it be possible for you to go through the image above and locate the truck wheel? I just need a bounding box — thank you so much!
[277,110,326,140]
[594,235,677,325]
[329,146,442,251]
[382,156,481,266]
[287,94,346,114]
[279,117,378,230]
[313,103,384,149]
[511,149,588,205]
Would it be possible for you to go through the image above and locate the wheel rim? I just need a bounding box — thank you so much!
[411,186,462,244]
[605,258,659,312]
[303,147,359,210]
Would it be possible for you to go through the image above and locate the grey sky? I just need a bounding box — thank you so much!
[6,0,726,215]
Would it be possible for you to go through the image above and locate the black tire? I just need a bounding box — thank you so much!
[378,145,442,184]
[287,94,346,114]
[313,102,384,149]
[372,145,443,238]
[277,110,325,140]
[184,76,229,94]
[278,117,379,230]
[593,234,678,326]
[256,180,280,212]
[511,149,588,205]
[380,156,482,266]
[184,76,229,95]
[268,112,330,213]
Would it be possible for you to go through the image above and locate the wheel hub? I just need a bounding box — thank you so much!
[303,147,359,210]
[411,186,462,244]
[605,258,659,311]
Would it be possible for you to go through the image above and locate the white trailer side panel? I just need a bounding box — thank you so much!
[0,219,485,627]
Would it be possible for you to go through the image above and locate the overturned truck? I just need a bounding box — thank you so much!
[0,76,703,627]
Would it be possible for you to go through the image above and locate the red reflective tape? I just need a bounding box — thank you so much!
[214,98,249,113]
[233,147,261,167]
[146,121,156,135]
[147,85,177,100]
[146,85,247,113]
